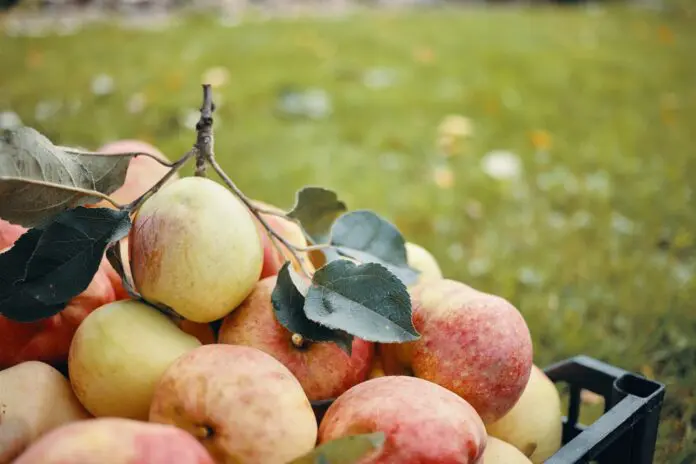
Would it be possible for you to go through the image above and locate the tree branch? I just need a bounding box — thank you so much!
[194,84,215,177]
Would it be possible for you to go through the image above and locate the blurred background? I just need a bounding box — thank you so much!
[0,0,694,461]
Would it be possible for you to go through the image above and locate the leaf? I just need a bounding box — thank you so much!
[287,432,386,464]
[0,207,131,322]
[305,260,419,343]
[330,210,419,285]
[0,127,134,227]
[272,262,353,354]
[287,187,347,244]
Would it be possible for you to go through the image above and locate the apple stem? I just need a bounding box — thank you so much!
[124,148,197,213]
[194,84,215,178]
[194,425,214,440]
[291,333,306,349]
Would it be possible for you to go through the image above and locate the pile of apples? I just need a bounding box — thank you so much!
[0,141,564,464]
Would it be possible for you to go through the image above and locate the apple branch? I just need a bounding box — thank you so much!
[193,85,314,277]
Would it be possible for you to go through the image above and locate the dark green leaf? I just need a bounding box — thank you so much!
[287,432,386,464]
[0,207,131,322]
[305,260,420,343]
[287,187,347,244]
[329,210,419,285]
[272,262,353,354]
[0,127,134,227]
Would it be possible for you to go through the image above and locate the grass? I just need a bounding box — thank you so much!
[1,2,695,461]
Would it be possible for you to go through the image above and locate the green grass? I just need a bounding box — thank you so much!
[1,3,695,461]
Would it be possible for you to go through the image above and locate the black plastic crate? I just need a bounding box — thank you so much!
[543,355,666,464]
[311,355,666,464]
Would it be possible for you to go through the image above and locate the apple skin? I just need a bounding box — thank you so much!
[218,276,374,401]
[318,375,487,464]
[485,365,562,463]
[130,176,263,323]
[250,199,312,279]
[12,418,215,464]
[149,344,317,464]
[0,237,118,369]
[380,279,533,424]
[0,361,91,463]
[405,241,443,283]
[482,437,533,464]
[68,299,201,420]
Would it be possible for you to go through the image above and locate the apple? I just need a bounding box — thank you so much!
[405,241,443,282]
[12,418,215,464]
[68,299,201,420]
[0,361,90,463]
[482,437,533,464]
[218,276,374,401]
[149,344,317,464]
[0,218,25,250]
[250,199,312,279]
[0,250,118,370]
[318,375,486,463]
[129,176,263,323]
[485,365,562,463]
[177,319,217,345]
[380,279,533,424]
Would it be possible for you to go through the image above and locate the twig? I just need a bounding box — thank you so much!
[194,84,215,177]
[208,157,311,277]
[125,148,197,212]
[59,148,175,168]
[254,207,319,247]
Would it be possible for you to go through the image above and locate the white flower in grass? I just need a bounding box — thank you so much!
[480,150,522,180]
[91,74,115,96]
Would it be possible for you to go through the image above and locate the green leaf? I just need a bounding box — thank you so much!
[287,432,386,464]
[0,127,134,227]
[287,187,347,244]
[305,260,420,343]
[330,210,419,285]
[272,262,353,354]
[0,207,131,322]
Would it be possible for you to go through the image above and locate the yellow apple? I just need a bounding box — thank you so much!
[68,299,201,420]
[129,176,263,323]
[485,365,562,462]
[406,241,443,282]
[0,361,90,463]
[483,437,533,463]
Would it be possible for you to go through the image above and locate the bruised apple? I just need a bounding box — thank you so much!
[318,376,486,463]
[0,361,90,463]
[218,277,374,401]
[0,230,118,369]
[381,279,533,424]
[251,199,312,279]
[13,418,214,464]
[130,177,263,323]
[485,365,562,463]
[405,241,443,283]
[68,299,201,420]
[149,344,317,464]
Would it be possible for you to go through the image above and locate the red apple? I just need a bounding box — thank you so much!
[149,344,317,464]
[0,253,117,370]
[13,418,215,464]
[318,375,487,463]
[381,279,533,424]
[218,276,374,401]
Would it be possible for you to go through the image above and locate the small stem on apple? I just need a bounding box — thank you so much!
[124,148,197,213]
[291,333,306,349]
[194,425,214,440]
